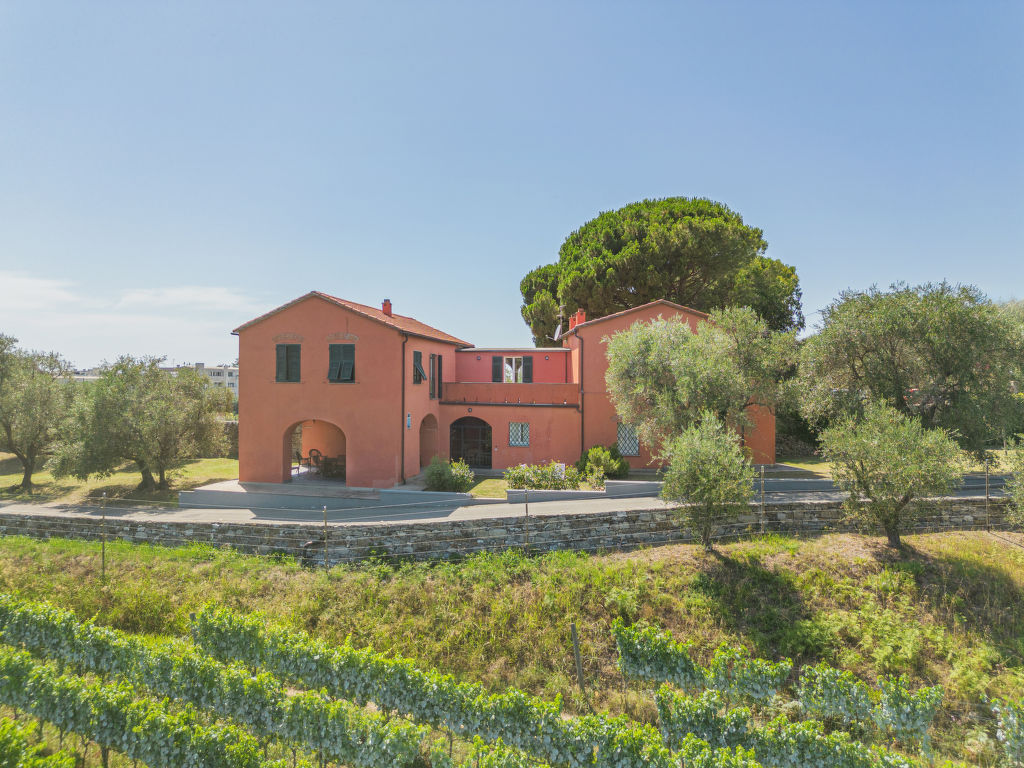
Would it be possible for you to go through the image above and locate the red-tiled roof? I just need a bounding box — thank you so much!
[569,299,709,333]
[232,291,472,347]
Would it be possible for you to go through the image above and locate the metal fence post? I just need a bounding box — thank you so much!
[570,622,585,691]
[524,488,530,550]
[322,505,329,571]
[985,458,991,531]
[101,491,107,581]
[760,465,765,534]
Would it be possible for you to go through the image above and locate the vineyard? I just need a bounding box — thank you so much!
[0,531,1023,766]
[0,593,1020,767]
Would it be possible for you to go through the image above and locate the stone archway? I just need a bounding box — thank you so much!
[283,419,347,481]
[419,414,439,468]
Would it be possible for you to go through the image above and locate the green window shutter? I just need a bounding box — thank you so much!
[437,355,443,399]
[492,355,502,382]
[328,344,343,381]
[522,355,533,383]
[286,344,301,382]
[429,354,436,398]
[340,344,355,382]
[276,345,288,382]
[413,351,426,383]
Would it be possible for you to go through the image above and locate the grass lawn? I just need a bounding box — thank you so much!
[0,452,239,506]
[468,477,508,498]
[772,455,833,477]
[0,531,1020,766]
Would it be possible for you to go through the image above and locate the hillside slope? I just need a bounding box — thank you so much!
[0,530,1020,765]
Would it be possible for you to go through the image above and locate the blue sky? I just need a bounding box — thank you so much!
[1,1,1021,368]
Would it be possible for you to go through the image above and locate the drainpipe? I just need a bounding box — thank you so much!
[400,333,408,484]
[578,334,585,457]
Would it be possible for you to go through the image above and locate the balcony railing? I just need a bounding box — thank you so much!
[442,382,579,407]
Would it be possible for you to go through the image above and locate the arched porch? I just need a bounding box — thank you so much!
[283,419,347,482]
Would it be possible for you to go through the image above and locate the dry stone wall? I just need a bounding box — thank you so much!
[0,497,1013,565]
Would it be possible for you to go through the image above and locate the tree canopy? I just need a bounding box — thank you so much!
[0,336,74,492]
[799,282,1024,456]
[604,306,798,455]
[50,356,231,491]
[520,197,803,345]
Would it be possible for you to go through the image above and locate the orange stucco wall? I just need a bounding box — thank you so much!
[237,295,460,488]
[454,349,570,383]
[438,404,581,470]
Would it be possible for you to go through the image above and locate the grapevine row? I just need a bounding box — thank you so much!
[611,619,943,748]
[0,644,290,768]
[190,604,763,768]
[0,593,426,768]
[0,717,76,768]
[656,686,913,768]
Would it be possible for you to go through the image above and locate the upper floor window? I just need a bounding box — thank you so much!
[492,355,533,383]
[328,344,355,382]
[275,344,301,382]
[412,351,427,383]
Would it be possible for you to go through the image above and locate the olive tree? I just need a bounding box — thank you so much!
[800,283,1023,457]
[50,356,230,491]
[605,306,797,455]
[0,336,75,493]
[820,402,968,548]
[1005,439,1024,528]
[660,413,755,550]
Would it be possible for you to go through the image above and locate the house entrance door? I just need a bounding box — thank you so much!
[449,417,492,469]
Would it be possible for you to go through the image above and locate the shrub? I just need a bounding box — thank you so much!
[575,445,630,480]
[503,461,582,490]
[424,457,475,492]
[992,697,1024,766]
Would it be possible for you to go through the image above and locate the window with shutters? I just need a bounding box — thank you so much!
[497,355,534,383]
[437,355,443,399]
[617,422,640,456]
[328,344,355,382]
[412,351,427,383]
[509,422,530,447]
[275,344,301,382]
[429,353,436,398]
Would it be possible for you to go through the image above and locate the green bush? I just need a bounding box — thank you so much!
[575,445,630,480]
[503,462,582,490]
[424,457,475,492]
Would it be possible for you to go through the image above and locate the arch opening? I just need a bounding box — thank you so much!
[449,416,492,469]
[419,414,439,469]
[283,419,347,482]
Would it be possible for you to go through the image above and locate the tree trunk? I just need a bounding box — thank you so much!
[157,466,169,490]
[19,457,35,493]
[137,465,156,492]
[884,525,902,549]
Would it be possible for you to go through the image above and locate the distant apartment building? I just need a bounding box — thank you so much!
[73,362,239,397]
[189,363,239,396]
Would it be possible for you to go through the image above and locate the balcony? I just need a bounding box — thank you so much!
[442,382,579,407]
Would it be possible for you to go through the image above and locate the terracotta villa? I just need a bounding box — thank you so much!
[233,293,775,488]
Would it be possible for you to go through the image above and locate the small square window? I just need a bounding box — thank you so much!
[509,422,530,447]
[617,423,639,456]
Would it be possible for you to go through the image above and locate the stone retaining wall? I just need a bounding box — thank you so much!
[0,496,1013,565]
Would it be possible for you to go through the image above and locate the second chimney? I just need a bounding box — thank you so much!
[382,298,392,317]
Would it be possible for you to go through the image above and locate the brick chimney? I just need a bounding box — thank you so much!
[576,309,586,324]
[568,314,577,331]
[382,298,392,317]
